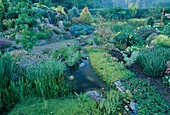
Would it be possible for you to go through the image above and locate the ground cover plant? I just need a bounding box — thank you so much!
[84,46,135,86]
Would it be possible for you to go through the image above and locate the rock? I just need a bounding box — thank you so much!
[15,33,22,40]
[9,49,28,58]
[33,27,40,32]
[63,31,73,39]
[46,24,62,34]
[68,75,74,80]
[36,40,49,46]
[19,54,49,69]
[145,33,157,45]
[50,33,60,43]
[0,40,12,49]
[36,19,41,24]
[58,21,65,30]
[130,100,138,115]
[0,32,3,36]
[114,80,122,86]
[86,90,105,102]
[44,18,50,24]
[79,62,85,67]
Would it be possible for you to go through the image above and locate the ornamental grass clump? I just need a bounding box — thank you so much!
[25,58,68,98]
[137,47,170,77]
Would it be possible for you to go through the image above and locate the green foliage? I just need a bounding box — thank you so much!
[68,6,80,19]
[127,18,146,27]
[25,58,68,98]
[84,46,135,86]
[163,16,170,25]
[112,24,143,50]
[53,6,66,15]
[162,75,170,86]
[147,17,154,27]
[70,24,95,37]
[124,78,169,114]
[98,90,132,115]
[0,0,4,29]
[128,2,138,18]
[16,35,38,51]
[80,6,93,25]
[123,51,139,66]
[151,35,170,48]
[2,19,14,29]
[0,52,20,113]
[54,44,81,67]
[137,47,170,77]
[22,30,50,39]
[162,23,170,37]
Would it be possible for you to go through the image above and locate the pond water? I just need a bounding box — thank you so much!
[67,59,109,94]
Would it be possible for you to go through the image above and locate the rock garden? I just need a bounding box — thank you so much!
[0,0,170,115]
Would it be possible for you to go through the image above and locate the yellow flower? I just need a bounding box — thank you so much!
[117,32,121,35]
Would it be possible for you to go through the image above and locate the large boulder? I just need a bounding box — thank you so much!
[85,90,105,102]
[145,33,157,45]
[36,40,49,46]
[0,40,12,53]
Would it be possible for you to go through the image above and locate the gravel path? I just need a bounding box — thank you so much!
[0,37,79,54]
[31,39,79,54]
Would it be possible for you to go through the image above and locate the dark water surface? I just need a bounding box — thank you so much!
[68,59,108,93]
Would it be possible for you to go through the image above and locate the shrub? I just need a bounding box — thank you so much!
[127,18,146,27]
[147,17,154,27]
[137,47,170,77]
[163,16,170,25]
[112,24,144,50]
[68,6,80,19]
[151,35,170,48]
[16,35,38,51]
[162,23,170,37]
[70,24,95,37]
[54,44,81,67]
[79,6,93,25]
[22,30,50,39]
[53,6,66,15]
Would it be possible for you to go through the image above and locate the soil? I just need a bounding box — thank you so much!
[110,50,170,105]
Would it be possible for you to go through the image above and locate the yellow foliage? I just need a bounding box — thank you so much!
[80,6,93,25]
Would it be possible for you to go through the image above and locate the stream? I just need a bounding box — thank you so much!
[67,59,108,94]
